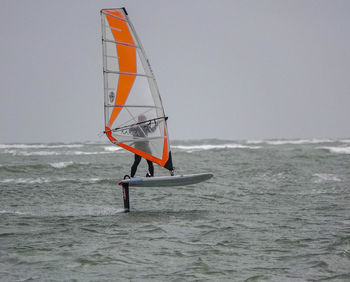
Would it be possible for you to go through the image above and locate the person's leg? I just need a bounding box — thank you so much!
[131,154,141,177]
[146,160,154,176]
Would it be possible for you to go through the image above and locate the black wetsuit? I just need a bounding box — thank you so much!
[131,154,153,177]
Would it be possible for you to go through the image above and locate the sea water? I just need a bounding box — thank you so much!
[0,140,349,281]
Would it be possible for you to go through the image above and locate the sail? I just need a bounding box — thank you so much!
[101,8,173,171]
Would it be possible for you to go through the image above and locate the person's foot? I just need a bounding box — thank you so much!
[145,173,152,177]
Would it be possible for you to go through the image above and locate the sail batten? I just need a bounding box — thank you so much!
[110,136,165,143]
[104,105,162,109]
[101,7,173,171]
[103,70,152,78]
[101,11,128,22]
[102,38,140,48]
[101,25,122,32]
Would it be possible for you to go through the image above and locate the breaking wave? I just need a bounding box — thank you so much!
[0,144,84,149]
[49,161,74,169]
[69,151,110,155]
[0,162,90,171]
[3,150,111,156]
[104,146,122,152]
[247,139,334,145]
[318,146,350,155]
[172,144,261,151]
[0,177,102,184]
[0,210,27,215]
[0,177,51,184]
[4,150,61,156]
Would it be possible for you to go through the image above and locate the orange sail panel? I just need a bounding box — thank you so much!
[105,11,136,127]
[101,8,173,171]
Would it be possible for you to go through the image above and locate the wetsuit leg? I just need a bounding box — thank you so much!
[131,154,141,177]
[146,160,154,176]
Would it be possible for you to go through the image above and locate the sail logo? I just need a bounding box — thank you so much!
[109,91,115,104]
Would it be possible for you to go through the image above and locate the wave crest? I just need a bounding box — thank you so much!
[49,161,74,169]
[0,178,51,184]
[247,139,334,145]
[319,146,350,155]
[314,173,342,183]
[3,150,110,156]
[172,144,261,152]
[0,144,83,149]
[104,146,122,152]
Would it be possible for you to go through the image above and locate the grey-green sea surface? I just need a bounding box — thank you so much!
[1,139,349,281]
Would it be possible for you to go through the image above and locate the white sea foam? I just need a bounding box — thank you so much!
[4,150,60,156]
[50,161,74,169]
[70,151,109,155]
[61,177,101,183]
[247,139,334,145]
[246,140,265,144]
[319,146,350,155]
[4,150,110,156]
[0,144,83,149]
[172,144,261,151]
[314,173,342,183]
[87,178,100,183]
[0,177,51,184]
[0,177,101,184]
[104,146,122,152]
[0,210,26,215]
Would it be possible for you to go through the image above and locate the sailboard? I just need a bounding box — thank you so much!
[100,8,213,190]
[119,173,213,187]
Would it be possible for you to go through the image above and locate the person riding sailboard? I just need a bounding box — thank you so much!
[101,7,212,212]
[129,114,158,177]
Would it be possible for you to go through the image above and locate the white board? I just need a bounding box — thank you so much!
[119,173,213,187]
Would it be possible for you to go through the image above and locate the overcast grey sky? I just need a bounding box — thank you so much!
[1,0,349,143]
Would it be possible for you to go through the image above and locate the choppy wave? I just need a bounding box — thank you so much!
[0,144,84,149]
[0,210,27,215]
[4,150,61,156]
[172,144,261,151]
[104,146,122,152]
[247,139,334,145]
[0,177,102,184]
[0,207,125,217]
[70,151,110,155]
[0,177,51,184]
[3,150,111,156]
[49,161,90,169]
[1,140,349,281]
[318,146,350,155]
[0,162,90,171]
[313,173,342,183]
[49,161,74,169]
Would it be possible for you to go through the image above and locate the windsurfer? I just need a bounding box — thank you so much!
[129,114,158,177]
